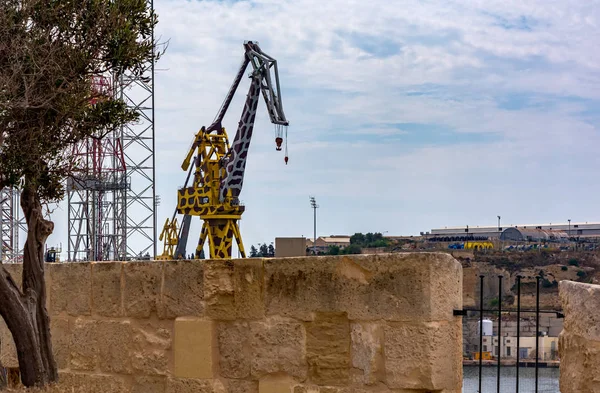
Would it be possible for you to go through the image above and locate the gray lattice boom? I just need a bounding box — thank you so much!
[0,188,26,263]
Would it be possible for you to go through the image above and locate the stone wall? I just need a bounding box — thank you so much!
[558,280,600,393]
[0,253,463,393]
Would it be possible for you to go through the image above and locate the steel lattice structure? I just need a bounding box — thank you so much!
[0,188,26,263]
[67,0,156,261]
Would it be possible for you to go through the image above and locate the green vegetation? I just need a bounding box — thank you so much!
[249,243,275,257]
[568,258,580,266]
[577,270,586,278]
[350,232,391,248]
[326,243,361,255]
[561,266,568,271]
[542,278,558,288]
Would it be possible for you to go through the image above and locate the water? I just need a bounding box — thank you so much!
[463,366,560,393]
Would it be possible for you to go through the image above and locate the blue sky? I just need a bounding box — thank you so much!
[46,0,600,257]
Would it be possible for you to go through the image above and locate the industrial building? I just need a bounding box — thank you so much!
[426,221,600,242]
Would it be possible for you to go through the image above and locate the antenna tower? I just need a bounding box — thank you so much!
[67,0,157,261]
[0,188,26,263]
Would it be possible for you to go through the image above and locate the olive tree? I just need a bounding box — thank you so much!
[0,0,160,386]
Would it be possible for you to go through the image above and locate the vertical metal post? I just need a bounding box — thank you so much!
[479,275,484,393]
[516,275,521,393]
[497,275,502,393]
[535,275,540,393]
[310,196,318,255]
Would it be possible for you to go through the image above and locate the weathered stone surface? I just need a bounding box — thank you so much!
[259,375,293,393]
[97,320,134,374]
[124,261,161,318]
[91,262,123,317]
[0,317,17,368]
[219,321,251,378]
[264,253,461,321]
[234,259,265,319]
[70,318,134,373]
[132,376,167,393]
[132,321,172,376]
[225,379,258,393]
[49,262,91,316]
[2,263,22,291]
[250,317,307,380]
[350,322,383,385]
[70,318,98,370]
[559,281,600,393]
[204,260,235,320]
[384,319,462,390]
[166,377,226,393]
[160,260,204,319]
[50,317,70,370]
[560,280,600,341]
[174,317,215,379]
[53,372,130,393]
[306,312,350,386]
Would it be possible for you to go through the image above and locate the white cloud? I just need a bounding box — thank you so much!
[41,0,600,258]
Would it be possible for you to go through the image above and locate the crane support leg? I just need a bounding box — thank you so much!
[199,218,245,259]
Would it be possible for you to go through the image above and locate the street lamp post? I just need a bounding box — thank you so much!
[498,215,501,230]
[310,196,319,255]
[568,219,571,238]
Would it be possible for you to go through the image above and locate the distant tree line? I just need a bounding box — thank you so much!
[249,243,275,257]
[324,232,391,255]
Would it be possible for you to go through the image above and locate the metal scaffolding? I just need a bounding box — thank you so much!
[66,0,156,261]
[0,188,26,263]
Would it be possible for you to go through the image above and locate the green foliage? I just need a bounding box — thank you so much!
[577,270,586,278]
[489,298,499,308]
[253,243,274,257]
[249,245,258,258]
[327,245,340,255]
[0,0,162,202]
[561,266,568,271]
[349,232,390,248]
[341,244,362,255]
[568,258,579,266]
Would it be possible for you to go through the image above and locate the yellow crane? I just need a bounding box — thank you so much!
[158,41,289,260]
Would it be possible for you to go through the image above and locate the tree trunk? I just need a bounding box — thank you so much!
[0,178,57,387]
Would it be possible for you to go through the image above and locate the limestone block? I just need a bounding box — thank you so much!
[250,317,307,380]
[0,318,17,368]
[50,317,70,370]
[124,261,161,318]
[234,259,265,319]
[226,379,258,393]
[53,372,130,393]
[2,263,22,291]
[204,260,235,320]
[166,378,226,393]
[160,260,204,319]
[306,312,350,386]
[350,322,383,385]
[173,317,215,379]
[70,318,98,370]
[384,319,462,391]
[91,262,123,317]
[97,320,134,374]
[259,375,293,393]
[131,321,171,376]
[219,321,251,378]
[559,280,600,341]
[264,253,461,322]
[49,262,91,316]
[132,376,167,393]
